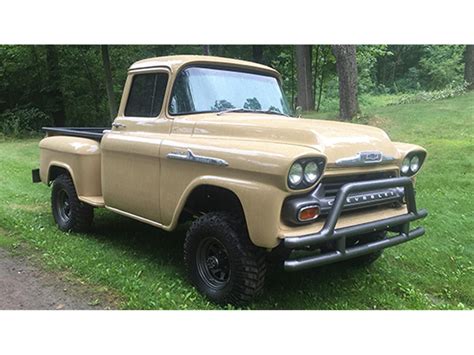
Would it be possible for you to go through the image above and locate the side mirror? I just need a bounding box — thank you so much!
[295,106,302,118]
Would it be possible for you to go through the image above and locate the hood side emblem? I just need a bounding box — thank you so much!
[336,151,395,167]
[167,149,229,167]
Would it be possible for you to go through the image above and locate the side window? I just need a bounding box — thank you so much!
[125,73,168,117]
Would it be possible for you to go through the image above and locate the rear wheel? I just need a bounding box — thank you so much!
[184,212,266,305]
[51,174,93,232]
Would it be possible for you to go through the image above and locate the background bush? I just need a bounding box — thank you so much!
[0,107,52,137]
[393,82,468,105]
[0,45,470,135]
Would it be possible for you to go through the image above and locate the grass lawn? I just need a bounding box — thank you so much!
[0,93,473,310]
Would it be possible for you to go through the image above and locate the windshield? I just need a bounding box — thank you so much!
[169,67,291,116]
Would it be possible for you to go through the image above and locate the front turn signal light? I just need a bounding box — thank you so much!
[298,205,320,222]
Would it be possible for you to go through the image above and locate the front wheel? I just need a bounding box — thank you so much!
[51,174,93,232]
[184,212,266,305]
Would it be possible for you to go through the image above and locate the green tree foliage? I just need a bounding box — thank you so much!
[418,45,465,90]
[0,46,48,114]
[373,45,465,93]
[0,45,467,134]
[357,45,391,93]
[311,45,335,111]
[0,107,52,137]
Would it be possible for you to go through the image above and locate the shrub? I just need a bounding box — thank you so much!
[418,45,465,90]
[0,107,52,137]
[391,82,468,105]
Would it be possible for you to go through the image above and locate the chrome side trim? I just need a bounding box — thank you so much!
[336,151,395,167]
[167,149,229,167]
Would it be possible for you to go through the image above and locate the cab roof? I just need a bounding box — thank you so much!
[129,55,280,77]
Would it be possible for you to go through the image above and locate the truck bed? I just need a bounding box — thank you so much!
[42,127,109,141]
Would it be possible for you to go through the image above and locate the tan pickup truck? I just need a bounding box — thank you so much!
[33,55,428,305]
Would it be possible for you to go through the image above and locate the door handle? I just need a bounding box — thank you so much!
[112,122,126,129]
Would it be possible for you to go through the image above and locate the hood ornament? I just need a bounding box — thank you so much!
[336,151,395,167]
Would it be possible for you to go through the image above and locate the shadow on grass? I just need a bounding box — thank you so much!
[89,209,188,271]
[80,209,369,309]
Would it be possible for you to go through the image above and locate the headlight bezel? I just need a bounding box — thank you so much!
[288,157,326,190]
[400,151,426,176]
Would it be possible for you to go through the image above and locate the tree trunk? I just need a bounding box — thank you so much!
[29,46,45,110]
[464,45,474,90]
[295,45,314,111]
[216,45,225,57]
[313,45,320,105]
[290,49,295,109]
[203,45,211,55]
[332,45,359,120]
[79,48,102,124]
[317,61,325,112]
[252,45,264,64]
[45,45,66,127]
[101,45,117,120]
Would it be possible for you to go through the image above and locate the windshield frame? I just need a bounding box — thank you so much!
[167,64,291,117]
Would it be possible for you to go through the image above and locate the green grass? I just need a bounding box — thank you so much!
[0,93,473,309]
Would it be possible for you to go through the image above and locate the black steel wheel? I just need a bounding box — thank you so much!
[184,212,266,305]
[55,188,72,224]
[51,174,93,232]
[196,237,231,289]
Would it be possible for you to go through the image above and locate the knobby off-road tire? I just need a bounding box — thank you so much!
[184,212,266,305]
[51,174,93,232]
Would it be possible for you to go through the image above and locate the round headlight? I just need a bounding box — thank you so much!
[288,162,303,186]
[401,157,410,174]
[304,161,319,184]
[410,156,420,172]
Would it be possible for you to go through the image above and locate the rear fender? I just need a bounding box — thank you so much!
[39,136,102,198]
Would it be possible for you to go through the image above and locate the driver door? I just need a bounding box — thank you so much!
[101,69,171,223]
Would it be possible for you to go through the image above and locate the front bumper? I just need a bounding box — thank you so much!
[283,177,428,271]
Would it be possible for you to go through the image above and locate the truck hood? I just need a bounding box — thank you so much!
[192,115,399,164]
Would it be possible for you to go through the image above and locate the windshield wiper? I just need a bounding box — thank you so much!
[216,108,289,117]
[216,108,256,116]
[261,108,289,117]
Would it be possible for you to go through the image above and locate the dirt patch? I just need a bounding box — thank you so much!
[10,203,47,213]
[0,248,117,310]
[354,115,392,129]
[366,115,391,128]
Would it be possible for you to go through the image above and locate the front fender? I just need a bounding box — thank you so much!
[159,137,323,248]
[169,176,288,248]
[393,142,427,178]
[393,142,427,158]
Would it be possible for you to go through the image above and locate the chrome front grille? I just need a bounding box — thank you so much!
[321,171,397,198]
